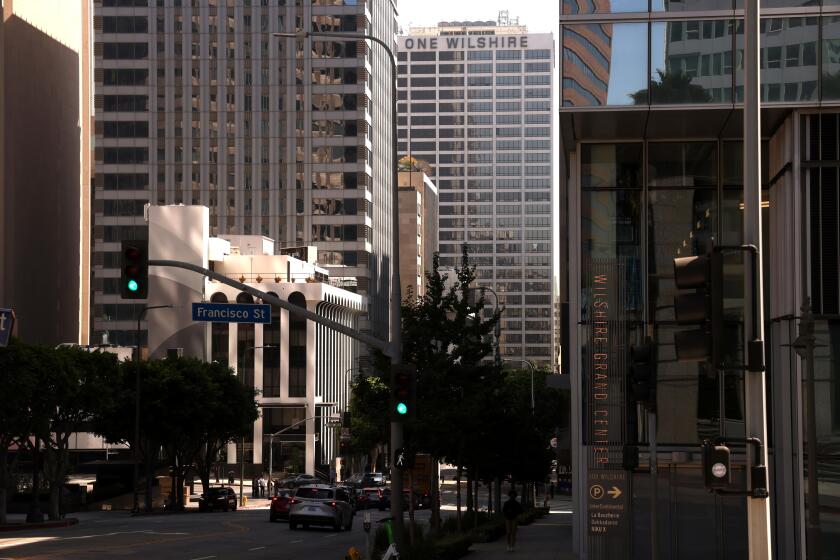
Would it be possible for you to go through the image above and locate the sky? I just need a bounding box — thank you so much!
[397,0,559,35]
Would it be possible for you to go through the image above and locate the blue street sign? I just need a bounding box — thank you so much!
[0,308,15,347]
[192,302,271,324]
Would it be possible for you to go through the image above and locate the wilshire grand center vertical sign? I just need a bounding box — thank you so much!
[585,259,630,558]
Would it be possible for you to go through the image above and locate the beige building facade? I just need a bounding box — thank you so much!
[398,170,438,301]
[0,0,92,345]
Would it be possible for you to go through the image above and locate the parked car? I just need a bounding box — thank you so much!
[357,487,387,510]
[269,489,295,522]
[198,487,237,512]
[288,485,354,531]
[335,485,359,513]
[361,472,386,487]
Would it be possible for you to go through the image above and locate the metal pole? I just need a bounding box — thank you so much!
[268,434,274,496]
[272,27,404,549]
[239,436,245,506]
[799,300,821,559]
[743,0,772,555]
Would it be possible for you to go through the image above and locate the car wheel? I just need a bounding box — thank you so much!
[345,516,353,531]
[232,503,237,511]
[333,519,342,532]
[223,504,228,512]
[270,513,277,522]
[289,521,298,530]
[302,524,309,530]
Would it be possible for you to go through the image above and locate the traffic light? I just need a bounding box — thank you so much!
[673,249,723,364]
[391,364,416,421]
[120,240,149,299]
[629,339,656,410]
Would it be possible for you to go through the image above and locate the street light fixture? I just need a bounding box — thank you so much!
[132,304,174,514]
[503,359,537,415]
[273,28,406,548]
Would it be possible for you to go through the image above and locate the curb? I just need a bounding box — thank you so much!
[0,518,79,532]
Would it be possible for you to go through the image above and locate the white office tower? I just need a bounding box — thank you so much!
[397,16,555,366]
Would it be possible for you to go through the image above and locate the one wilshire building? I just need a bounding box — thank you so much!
[397,17,555,367]
[93,0,397,349]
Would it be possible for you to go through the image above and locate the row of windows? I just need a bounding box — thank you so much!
[400,49,551,62]
[439,191,550,202]
[435,253,551,267]
[400,101,550,113]
[104,147,149,164]
[102,199,147,217]
[102,42,149,60]
[398,140,552,153]
[400,62,552,75]
[103,121,150,139]
[398,74,550,88]
[429,152,552,164]
[440,203,552,216]
[404,87,551,100]
[102,16,148,34]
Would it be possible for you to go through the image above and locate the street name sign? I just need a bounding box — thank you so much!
[0,308,15,347]
[192,302,271,324]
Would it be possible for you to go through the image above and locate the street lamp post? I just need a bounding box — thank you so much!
[132,304,173,514]
[273,28,404,548]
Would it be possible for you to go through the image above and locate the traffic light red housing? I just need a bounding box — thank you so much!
[120,240,149,299]
[391,364,416,421]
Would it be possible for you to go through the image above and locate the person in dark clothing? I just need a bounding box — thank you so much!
[503,489,524,551]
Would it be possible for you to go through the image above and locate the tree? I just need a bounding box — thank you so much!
[193,360,259,498]
[41,347,120,519]
[398,155,434,176]
[630,70,712,105]
[0,339,38,524]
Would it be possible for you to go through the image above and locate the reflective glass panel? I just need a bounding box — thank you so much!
[651,21,734,104]
[651,0,732,12]
[735,18,818,103]
[648,142,717,187]
[581,190,643,321]
[823,17,840,100]
[562,23,648,106]
[564,0,647,14]
[581,143,643,188]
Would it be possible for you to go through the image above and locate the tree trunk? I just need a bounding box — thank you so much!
[494,477,502,515]
[466,468,473,513]
[144,443,154,512]
[408,469,415,545]
[430,455,441,531]
[455,464,462,532]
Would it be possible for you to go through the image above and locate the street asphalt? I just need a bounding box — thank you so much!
[0,506,407,560]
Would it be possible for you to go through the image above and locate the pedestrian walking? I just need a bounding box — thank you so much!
[503,489,524,552]
[258,477,265,498]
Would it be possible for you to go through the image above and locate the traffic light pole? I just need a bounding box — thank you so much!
[743,0,772,555]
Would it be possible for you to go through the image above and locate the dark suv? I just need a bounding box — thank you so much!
[198,487,237,512]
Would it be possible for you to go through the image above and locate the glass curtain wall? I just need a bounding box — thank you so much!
[579,140,765,558]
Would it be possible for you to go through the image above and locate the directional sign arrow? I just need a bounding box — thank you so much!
[607,486,622,499]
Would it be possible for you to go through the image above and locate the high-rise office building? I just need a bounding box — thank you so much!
[1,0,92,346]
[397,16,555,367]
[93,0,397,351]
[561,3,840,559]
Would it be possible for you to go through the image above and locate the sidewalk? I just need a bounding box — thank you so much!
[468,497,575,559]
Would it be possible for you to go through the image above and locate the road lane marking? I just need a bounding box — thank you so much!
[290,539,303,544]
[325,533,338,538]
[63,530,189,540]
[0,537,58,551]
[189,556,216,560]
[248,547,265,551]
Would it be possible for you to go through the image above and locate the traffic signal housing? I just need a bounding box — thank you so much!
[673,249,723,364]
[629,340,657,410]
[391,364,416,421]
[120,240,149,299]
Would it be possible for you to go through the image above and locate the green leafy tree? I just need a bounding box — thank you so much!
[630,70,712,105]
[0,339,38,524]
[39,347,121,519]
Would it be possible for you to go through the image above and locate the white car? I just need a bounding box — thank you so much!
[288,485,353,531]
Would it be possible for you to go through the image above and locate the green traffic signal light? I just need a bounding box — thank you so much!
[396,402,408,415]
[127,279,139,292]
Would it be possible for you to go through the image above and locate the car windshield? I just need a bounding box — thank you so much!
[295,488,333,500]
[206,488,227,496]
